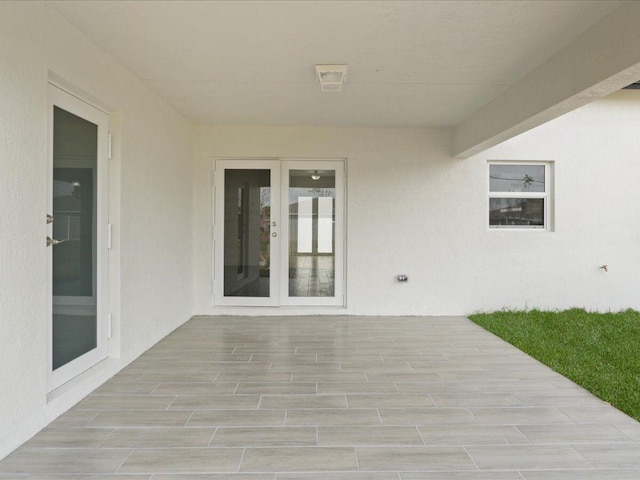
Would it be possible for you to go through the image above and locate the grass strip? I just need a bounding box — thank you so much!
[469,308,640,422]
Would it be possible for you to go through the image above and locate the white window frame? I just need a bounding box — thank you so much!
[488,161,553,231]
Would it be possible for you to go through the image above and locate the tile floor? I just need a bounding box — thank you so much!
[2,315,640,479]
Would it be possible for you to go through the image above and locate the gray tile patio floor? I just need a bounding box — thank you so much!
[2,315,640,479]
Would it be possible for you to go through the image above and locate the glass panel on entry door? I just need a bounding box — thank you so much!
[223,169,272,297]
[288,170,336,297]
[52,106,98,370]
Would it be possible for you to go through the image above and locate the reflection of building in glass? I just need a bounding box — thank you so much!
[489,198,544,227]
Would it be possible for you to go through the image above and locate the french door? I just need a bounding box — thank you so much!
[213,160,345,306]
[47,84,109,391]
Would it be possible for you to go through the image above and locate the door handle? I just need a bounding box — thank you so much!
[271,232,277,237]
[46,236,66,247]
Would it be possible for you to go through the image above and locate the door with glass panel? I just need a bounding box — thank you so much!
[213,159,344,306]
[48,84,109,391]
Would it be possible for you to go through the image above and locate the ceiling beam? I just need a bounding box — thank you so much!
[452,2,640,159]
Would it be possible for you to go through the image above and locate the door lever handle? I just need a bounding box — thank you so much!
[46,236,66,247]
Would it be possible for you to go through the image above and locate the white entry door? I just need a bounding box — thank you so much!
[213,159,345,307]
[47,84,109,391]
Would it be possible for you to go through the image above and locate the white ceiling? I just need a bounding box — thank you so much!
[48,1,623,128]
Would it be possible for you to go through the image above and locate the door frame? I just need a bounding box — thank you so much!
[212,158,346,308]
[47,83,110,392]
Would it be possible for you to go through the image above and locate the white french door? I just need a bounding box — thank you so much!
[47,84,109,391]
[213,159,345,307]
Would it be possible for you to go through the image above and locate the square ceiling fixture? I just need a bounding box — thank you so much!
[315,64,348,92]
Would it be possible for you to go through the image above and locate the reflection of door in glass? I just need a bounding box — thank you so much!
[49,85,109,391]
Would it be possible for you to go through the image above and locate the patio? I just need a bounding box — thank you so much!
[1,315,639,478]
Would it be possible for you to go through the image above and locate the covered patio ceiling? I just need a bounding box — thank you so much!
[47,0,640,157]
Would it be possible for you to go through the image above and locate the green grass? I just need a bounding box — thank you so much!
[469,308,640,422]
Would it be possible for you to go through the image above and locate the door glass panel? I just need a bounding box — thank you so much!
[288,170,335,297]
[52,106,98,370]
[224,169,271,297]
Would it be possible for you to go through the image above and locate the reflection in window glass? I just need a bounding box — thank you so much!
[289,170,335,297]
[52,106,98,370]
[489,198,545,228]
[490,164,545,193]
[223,169,271,297]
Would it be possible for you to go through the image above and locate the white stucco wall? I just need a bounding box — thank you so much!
[0,2,193,459]
[193,90,640,316]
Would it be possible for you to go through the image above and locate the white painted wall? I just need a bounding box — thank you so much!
[193,90,640,316]
[0,2,193,459]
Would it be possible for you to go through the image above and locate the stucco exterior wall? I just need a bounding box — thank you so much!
[0,2,193,458]
[193,90,640,316]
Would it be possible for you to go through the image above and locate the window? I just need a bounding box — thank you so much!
[488,162,551,230]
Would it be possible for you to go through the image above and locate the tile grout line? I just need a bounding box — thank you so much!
[462,445,482,471]
[206,427,218,447]
[184,410,196,427]
[415,425,427,446]
[164,395,179,411]
[113,447,135,474]
[237,447,247,473]
[96,428,116,448]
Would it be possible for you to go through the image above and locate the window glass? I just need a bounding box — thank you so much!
[489,198,545,228]
[490,164,545,193]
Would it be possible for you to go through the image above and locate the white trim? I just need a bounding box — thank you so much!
[47,83,110,392]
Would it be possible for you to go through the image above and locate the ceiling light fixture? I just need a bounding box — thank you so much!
[311,170,321,181]
[315,64,348,92]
